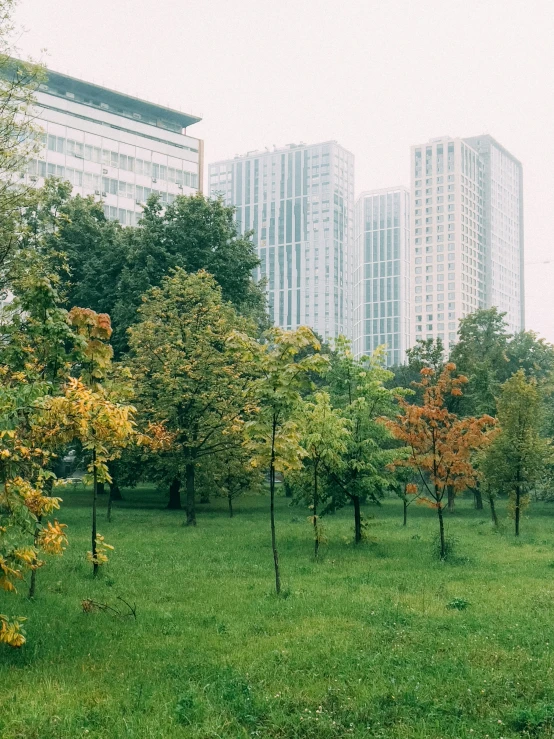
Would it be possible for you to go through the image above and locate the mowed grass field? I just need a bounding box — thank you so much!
[3,487,554,739]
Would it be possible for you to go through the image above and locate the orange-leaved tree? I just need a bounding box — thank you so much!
[383,363,496,559]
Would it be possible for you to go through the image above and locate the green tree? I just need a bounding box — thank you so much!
[129,268,255,526]
[114,194,264,355]
[295,391,350,556]
[14,180,126,327]
[481,370,551,536]
[206,448,264,518]
[229,326,327,593]
[325,340,401,544]
[0,22,43,276]
[450,308,510,416]
[505,331,554,383]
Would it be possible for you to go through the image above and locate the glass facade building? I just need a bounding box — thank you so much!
[24,67,203,226]
[353,187,411,365]
[209,141,354,341]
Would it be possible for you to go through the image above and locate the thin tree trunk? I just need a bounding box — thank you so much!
[92,454,98,576]
[313,462,319,558]
[438,502,446,560]
[515,485,520,536]
[167,477,181,509]
[473,486,483,510]
[403,498,407,526]
[97,481,106,495]
[488,493,498,527]
[353,495,362,544]
[228,495,233,518]
[270,418,281,595]
[447,485,455,513]
[28,515,42,599]
[185,462,196,526]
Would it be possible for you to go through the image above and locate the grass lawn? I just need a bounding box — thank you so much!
[2,487,554,738]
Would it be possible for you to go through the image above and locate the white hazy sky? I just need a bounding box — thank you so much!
[13,0,554,343]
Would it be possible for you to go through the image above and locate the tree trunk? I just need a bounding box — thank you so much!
[270,418,281,595]
[228,495,233,518]
[185,462,196,526]
[270,462,281,594]
[109,480,123,500]
[167,478,181,509]
[97,481,106,495]
[473,486,483,510]
[284,479,293,498]
[437,502,446,560]
[28,515,42,599]
[488,493,498,527]
[313,462,319,558]
[353,495,362,544]
[200,490,210,504]
[107,481,122,523]
[92,457,98,576]
[447,485,455,512]
[403,498,407,526]
[515,485,520,536]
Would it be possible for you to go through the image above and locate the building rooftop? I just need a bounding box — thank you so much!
[39,66,202,134]
[210,140,352,165]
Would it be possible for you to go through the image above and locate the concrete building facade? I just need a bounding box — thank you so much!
[25,67,203,226]
[410,135,524,353]
[464,135,524,333]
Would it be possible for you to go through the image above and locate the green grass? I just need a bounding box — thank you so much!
[3,487,554,738]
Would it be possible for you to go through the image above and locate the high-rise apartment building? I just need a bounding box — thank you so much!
[353,187,411,365]
[23,67,203,226]
[209,141,354,341]
[410,135,523,353]
[464,135,524,332]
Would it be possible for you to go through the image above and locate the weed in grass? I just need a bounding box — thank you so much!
[446,597,471,610]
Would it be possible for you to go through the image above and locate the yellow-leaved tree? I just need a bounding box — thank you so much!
[0,366,68,647]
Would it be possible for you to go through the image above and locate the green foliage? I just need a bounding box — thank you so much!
[229,325,328,590]
[129,269,255,525]
[0,33,44,275]
[449,307,510,416]
[293,391,350,553]
[481,370,551,534]
[229,326,328,477]
[324,339,402,541]
[113,194,265,355]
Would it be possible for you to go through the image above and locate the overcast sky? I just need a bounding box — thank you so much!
[13,0,554,343]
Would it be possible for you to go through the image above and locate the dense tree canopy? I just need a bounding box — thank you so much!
[113,195,265,355]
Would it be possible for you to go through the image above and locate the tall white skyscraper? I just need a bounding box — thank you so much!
[209,141,354,341]
[353,187,411,365]
[23,66,203,226]
[410,135,524,353]
[464,135,524,333]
